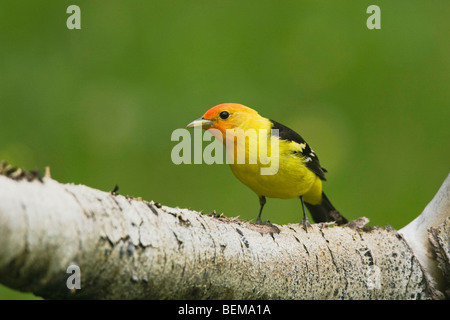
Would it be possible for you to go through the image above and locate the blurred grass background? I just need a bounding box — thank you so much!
[0,0,449,299]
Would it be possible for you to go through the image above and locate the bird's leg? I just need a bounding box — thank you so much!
[300,196,311,229]
[256,196,266,224]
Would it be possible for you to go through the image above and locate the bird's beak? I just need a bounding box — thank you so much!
[186,117,213,129]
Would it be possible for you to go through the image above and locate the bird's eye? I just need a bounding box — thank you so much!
[219,111,230,120]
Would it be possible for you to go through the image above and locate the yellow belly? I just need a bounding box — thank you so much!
[229,151,322,203]
[224,125,323,204]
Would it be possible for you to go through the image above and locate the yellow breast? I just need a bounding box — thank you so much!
[228,136,320,200]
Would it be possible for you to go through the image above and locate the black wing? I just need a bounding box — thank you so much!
[270,119,327,180]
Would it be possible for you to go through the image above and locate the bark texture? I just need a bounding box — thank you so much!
[0,167,449,299]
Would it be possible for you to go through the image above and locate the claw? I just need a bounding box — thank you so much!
[301,217,311,231]
[256,218,271,225]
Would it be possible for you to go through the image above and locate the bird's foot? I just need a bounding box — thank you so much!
[255,218,271,225]
[301,218,311,231]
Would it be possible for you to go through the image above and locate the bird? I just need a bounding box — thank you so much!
[186,103,348,227]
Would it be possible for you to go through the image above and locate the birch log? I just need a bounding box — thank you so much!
[0,167,449,299]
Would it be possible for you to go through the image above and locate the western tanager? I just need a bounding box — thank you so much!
[186,103,347,227]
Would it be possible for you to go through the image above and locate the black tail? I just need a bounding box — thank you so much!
[305,192,348,225]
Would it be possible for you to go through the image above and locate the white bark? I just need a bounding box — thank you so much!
[0,170,449,299]
[399,174,450,299]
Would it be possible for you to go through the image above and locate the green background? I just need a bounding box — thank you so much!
[1,1,449,299]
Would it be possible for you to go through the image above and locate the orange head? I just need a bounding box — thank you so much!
[186,103,262,142]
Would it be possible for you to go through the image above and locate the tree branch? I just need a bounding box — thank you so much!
[399,174,450,299]
[0,165,448,299]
